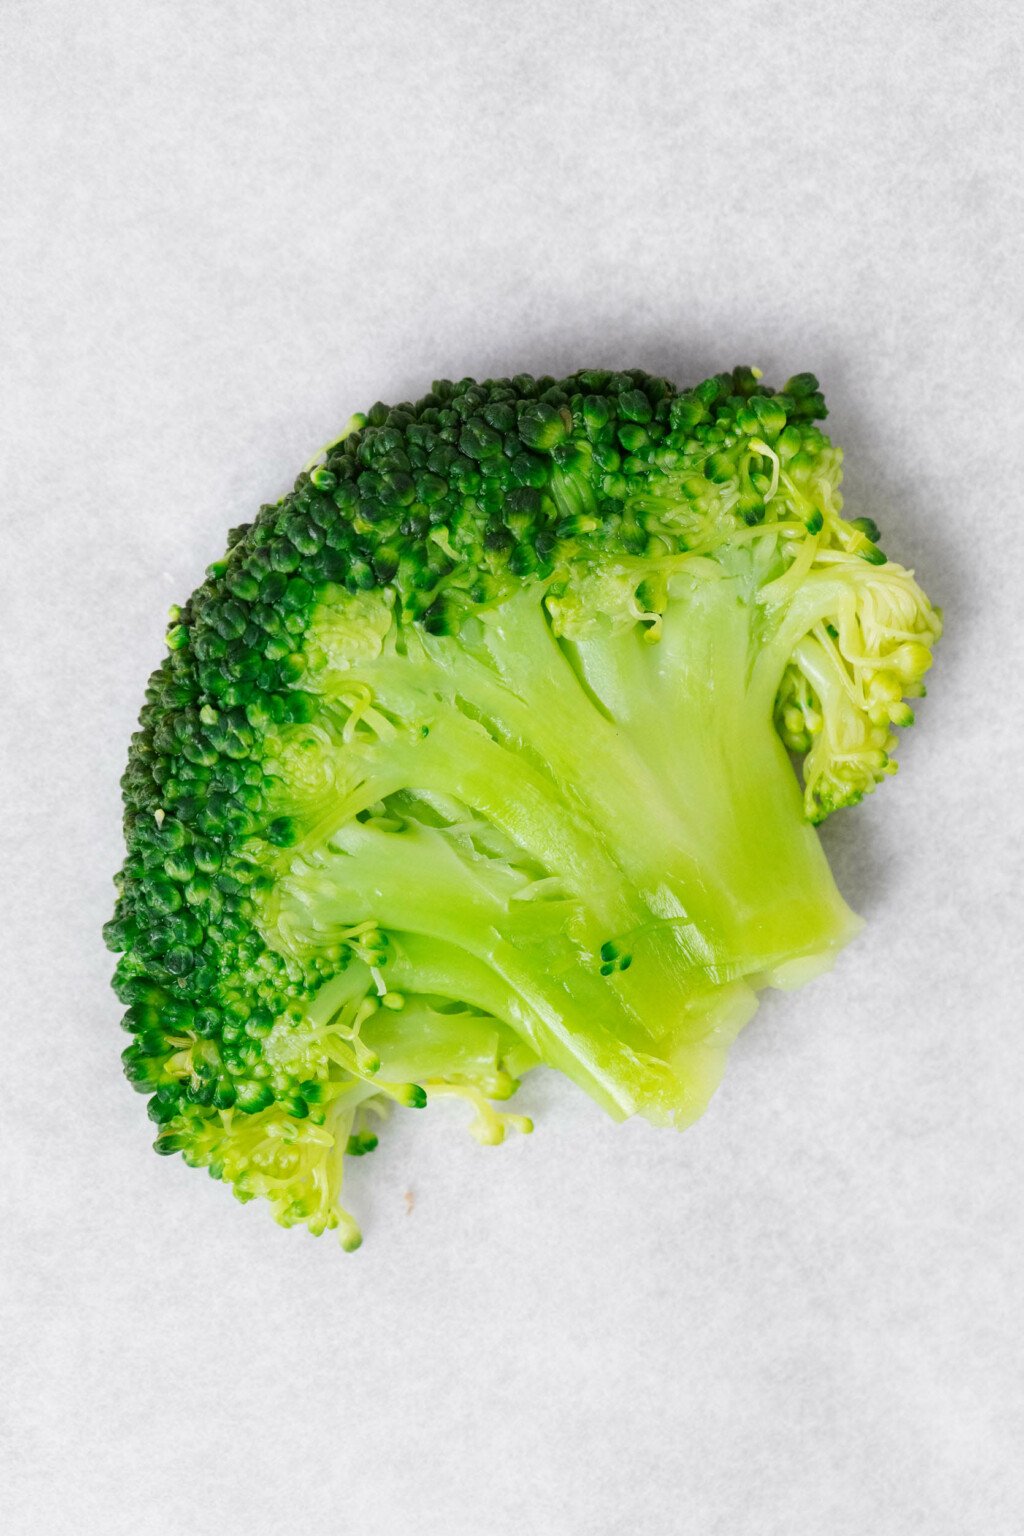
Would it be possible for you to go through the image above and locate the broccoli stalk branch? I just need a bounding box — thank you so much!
[260,569,860,1126]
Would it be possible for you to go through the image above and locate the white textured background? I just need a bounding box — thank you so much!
[2,3,1022,1533]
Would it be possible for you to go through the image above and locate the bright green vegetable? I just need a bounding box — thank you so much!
[105,366,941,1248]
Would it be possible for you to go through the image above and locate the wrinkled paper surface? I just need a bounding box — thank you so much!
[2,4,1021,1532]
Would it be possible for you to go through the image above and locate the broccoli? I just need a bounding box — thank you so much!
[105,366,941,1249]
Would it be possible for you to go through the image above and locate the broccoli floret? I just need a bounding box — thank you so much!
[105,366,941,1247]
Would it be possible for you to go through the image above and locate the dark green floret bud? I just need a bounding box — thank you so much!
[266,816,298,847]
[518,401,568,452]
[618,389,653,424]
[618,423,650,454]
[704,450,736,484]
[346,1132,379,1156]
[738,394,788,440]
[582,395,611,436]
[849,517,882,543]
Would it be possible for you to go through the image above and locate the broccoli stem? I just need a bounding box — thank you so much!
[271,816,693,1119]
[265,573,860,1125]
[561,570,861,977]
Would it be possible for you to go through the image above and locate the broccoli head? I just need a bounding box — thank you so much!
[105,366,941,1248]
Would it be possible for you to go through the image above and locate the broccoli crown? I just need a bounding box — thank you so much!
[105,366,941,1247]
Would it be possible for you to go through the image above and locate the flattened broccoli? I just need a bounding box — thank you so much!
[105,366,941,1247]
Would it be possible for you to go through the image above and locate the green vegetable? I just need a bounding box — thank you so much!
[105,366,941,1248]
